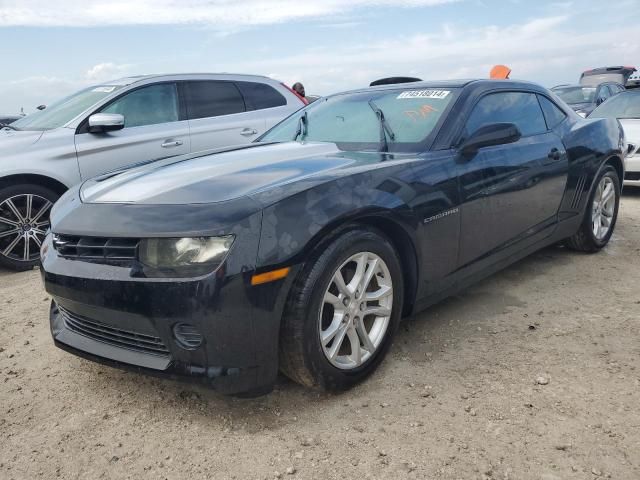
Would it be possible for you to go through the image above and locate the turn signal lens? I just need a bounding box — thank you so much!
[251,267,290,285]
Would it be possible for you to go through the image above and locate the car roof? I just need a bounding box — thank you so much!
[338,79,548,96]
[104,73,278,87]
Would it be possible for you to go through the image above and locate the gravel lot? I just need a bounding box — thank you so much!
[2,190,639,480]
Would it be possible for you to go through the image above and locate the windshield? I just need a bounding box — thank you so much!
[260,87,458,152]
[10,85,124,131]
[590,92,640,119]
[553,86,597,105]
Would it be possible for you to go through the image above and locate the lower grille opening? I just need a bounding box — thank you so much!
[625,172,640,181]
[59,306,169,357]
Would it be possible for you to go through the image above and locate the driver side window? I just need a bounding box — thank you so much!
[465,92,547,138]
[101,83,179,128]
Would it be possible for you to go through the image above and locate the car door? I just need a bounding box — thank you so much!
[182,80,265,152]
[74,82,190,180]
[457,91,568,267]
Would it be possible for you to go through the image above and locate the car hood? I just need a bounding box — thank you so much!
[0,128,44,152]
[80,142,394,206]
[568,102,595,113]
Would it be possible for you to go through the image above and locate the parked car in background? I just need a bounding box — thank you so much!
[41,79,625,396]
[0,114,22,125]
[552,82,625,117]
[589,90,640,186]
[627,71,640,89]
[580,66,637,88]
[0,73,305,271]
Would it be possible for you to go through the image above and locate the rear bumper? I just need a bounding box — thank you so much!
[41,235,297,396]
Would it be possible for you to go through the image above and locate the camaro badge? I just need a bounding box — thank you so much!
[423,207,459,224]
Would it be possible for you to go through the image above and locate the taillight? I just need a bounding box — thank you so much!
[282,83,309,106]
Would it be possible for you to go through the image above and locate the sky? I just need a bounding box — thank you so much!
[1,0,639,114]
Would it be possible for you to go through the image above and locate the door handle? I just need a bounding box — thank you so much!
[547,148,561,161]
[240,128,258,137]
[161,140,183,148]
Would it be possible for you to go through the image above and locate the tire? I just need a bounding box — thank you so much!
[566,165,620,253]
[0,184,59,271]
[279,227,404,391]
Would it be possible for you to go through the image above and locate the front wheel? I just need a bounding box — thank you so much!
[279,228,404,391]
[0,184,58,271]
[566,165,620,253]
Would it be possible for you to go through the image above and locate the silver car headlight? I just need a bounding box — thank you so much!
[138,235,234,277]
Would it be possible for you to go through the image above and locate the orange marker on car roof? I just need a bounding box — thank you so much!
[490,65,512,79]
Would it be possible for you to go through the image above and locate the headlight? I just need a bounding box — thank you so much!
[138,236,234,278]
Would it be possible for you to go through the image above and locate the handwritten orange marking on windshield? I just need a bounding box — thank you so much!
[404,105,439,121]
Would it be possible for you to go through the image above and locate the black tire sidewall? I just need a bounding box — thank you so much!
[586,166,620,248]
[299,228,404,391]
[0,183,59,271]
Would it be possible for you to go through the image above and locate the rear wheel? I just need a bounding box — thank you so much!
[566,166,620,252]
[0,184,58,271]
[279,228,404,391]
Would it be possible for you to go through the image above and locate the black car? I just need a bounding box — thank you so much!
[552,82,625,117]
[41,80,625,396]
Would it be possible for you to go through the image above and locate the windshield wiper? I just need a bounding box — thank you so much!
[368,100,396,152]
[293,111,308,141]
[0,123,19,131]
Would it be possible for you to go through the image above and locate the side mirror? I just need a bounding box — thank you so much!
[88,113,124,133]
[459,123,522,158]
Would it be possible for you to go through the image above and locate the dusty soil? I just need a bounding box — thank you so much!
[1,191,640,480]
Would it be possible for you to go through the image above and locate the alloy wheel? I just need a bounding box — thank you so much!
[319,251,393,370]
[592,176,616,241]
[0,194,52,263]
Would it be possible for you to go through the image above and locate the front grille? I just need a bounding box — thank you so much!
[60,306,170,356]
[53,234,139,263]
[625,172,640,181]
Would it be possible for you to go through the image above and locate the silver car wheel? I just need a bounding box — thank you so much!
[319,251,393,370]
[0,194,52,262]
[592,176,616,241]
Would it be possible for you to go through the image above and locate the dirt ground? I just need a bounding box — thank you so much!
[1,191,639,480]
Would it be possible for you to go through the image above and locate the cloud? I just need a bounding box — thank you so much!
[0,0,458,28]
[85,62,134,81]
[219,15,639,94]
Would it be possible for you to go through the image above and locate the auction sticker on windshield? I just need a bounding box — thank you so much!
[397,90,450,99]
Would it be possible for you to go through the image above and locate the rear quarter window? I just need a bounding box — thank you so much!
[538,95,567,129]
[236,81,287,111]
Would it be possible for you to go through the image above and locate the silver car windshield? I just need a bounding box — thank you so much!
[590,92,640,119]
[11,85,124,131]
[260,87,458,152]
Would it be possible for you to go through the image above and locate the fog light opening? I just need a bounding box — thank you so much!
[173,323,203,350]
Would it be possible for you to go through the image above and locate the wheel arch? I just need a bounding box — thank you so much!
[301,212,419,317]
[604,155,624,187]
[0,174,69,196]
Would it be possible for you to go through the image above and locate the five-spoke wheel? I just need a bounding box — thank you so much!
[279,228,403,391]
[320,252,393,370]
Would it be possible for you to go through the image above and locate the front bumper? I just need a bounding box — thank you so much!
[41,234,297,396]
[624,155,640,186]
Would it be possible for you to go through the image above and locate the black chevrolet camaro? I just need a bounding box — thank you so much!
[41,80,625,396]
